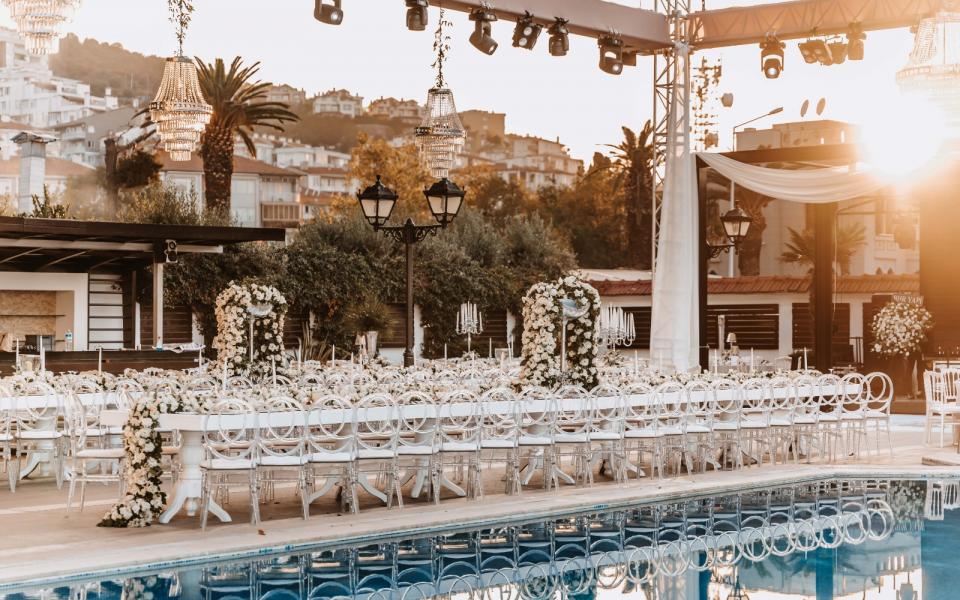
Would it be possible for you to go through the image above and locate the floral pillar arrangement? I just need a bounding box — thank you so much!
[213,282,288,378]
[520,276,600,389]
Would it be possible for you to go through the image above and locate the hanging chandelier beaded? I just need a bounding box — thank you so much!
[150,55,212,162]
[149,1,212,162]
[3,0,79,55]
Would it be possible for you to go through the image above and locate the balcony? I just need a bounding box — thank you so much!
[261,201,303,229]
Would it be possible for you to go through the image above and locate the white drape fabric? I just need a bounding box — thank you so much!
[650,44,699,372]
[650,145,884,372]
[696,152,884,203]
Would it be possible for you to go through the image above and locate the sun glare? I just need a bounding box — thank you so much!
[857,92,947,180]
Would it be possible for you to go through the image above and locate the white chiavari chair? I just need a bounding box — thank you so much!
[551,384,593,486]
[64,384,124,512]
[817,373,845,461]
[791,373,822,463]
[516,386,558,490]
[622,382,663,479]
[199,397,259,529]
[354,393,402,509]
[479,387,520,495]
[942,368,960,402]
[0,383,12,491]
[10,380,65,491]
[683,379,716,473]
[588,383,626,483]
[436,389,483,499]
[864,371,894,457]
[304,394,357,514]
[396,390,439,503]
[924,370,958,447]
[710,379,746,470]
[840,373,868,459]
[256,396,308,517]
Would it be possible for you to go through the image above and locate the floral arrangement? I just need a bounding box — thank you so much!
[213,282,288,378]
[887,480,926,532]
[520,276,600,389]
[99,391,208,528]
[871,300,933,358]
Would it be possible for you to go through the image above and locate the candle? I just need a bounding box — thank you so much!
[713,349,718,374]
[803,347,808,370]
[750,348,755,372]
[489,337,492,358]
[223,358,229,390]
[297,345,302,371]
[198,345,203,368]
[331,344,335,364]
[444,343,448,361]
[39,337,45,373]
[98,347,103,374]
[479,310,483,332]
[14,338,19,370]
[271,358,276,385]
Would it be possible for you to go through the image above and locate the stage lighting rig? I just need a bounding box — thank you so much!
[760,36,785,79]
[548,18,570,56]
[512,12,542,50]
[469,8,498,55]
[314,0,343,25]
[405,0,428,31]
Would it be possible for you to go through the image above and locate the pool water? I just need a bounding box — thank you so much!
[2,478,956,600]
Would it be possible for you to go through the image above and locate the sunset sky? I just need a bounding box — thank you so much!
[11,0,918,161]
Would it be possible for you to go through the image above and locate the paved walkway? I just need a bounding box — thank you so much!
[0,417,956,587]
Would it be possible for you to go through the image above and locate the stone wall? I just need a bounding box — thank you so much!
[0,290,57,350]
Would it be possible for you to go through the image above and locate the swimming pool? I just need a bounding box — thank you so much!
[2,478,955,599]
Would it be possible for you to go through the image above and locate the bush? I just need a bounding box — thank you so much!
[118,182,228,226]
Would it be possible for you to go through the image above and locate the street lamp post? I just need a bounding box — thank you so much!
[357,175,466,367]
[731,106,783,150]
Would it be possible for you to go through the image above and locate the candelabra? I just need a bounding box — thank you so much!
[598,305,636,349]
[456,302,483,354]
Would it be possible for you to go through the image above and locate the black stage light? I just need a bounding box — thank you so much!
[512,12,542,50]
[548,18,570,56]
[760,36,785,79]
[598,35,625,75]
[469,9,498,55]
[314,0,343,25]
[405,0,428,31]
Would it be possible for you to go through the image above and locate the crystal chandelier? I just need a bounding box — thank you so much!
[150,56,212,161]
[149,1,212,162]
[415,8,466,179]
[4,0,80,55]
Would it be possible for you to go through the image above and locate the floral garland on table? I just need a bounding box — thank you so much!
[871,300,933,358]
[99,392,207,527]
[213,282,288,378]
[520,276,600,389]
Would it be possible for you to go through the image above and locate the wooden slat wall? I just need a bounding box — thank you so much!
[706,304,780,350]
[792,302,852,360]
[616,307,651,350]
[465,309,508,357]
[88,273,124,350]
[379,304,407,348]
[283,313,304,349]
[137,300,193,346]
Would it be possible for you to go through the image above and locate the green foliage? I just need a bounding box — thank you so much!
[165,243,285,342]
[118,182,228,226]
[51,34,165,100]
[20,187,71,219]
[346,297,392,333]
[113,151,161,189]
[779,223,867,275]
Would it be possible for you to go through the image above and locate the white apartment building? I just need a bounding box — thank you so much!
[157,152,301,228]
[0,117,46,160]
[312,89,364,117]
[367,97,424,124]
[0,29,118,129]
[727,119,918,278]
[274,145,349,170]
[264,84,307,106]
[51,107,138,167]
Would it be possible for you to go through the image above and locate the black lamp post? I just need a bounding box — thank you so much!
[357,175,465,367]
[707,206,753,258]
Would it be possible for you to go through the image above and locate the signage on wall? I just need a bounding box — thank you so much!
[892,294,924,305]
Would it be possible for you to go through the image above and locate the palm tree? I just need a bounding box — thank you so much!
[779,223,866,275]
[196,57,299,215]
[602,121,655,269]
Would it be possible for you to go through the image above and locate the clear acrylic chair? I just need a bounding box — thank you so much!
[199,397,260,529]
[304,393,357,514]
[256,395,308,517]
[10,380,65,491]
[622,382,663,479]
[478,387,520,495]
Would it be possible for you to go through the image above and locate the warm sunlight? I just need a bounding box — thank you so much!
[857,91,948,180]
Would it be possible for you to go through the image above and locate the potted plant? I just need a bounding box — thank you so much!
[347,297,392,358]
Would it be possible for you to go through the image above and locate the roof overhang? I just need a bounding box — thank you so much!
[0,217,286,273]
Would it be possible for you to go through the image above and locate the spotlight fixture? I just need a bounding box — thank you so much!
[828,40,848,64]
[847,24,865,60]
[598,35,625,75]
[512,12,542,49]
[760,36,785,79]
[405,0,428,31]
[799,38,832,65]
[314,0,344,25]
[469,9,498,55]
[548,18,570,57]
[798,40,819,64]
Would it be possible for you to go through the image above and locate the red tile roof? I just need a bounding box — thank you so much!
[0,156,95,178]
[299,165,348,176]
[591,274,920,296]
[156,151,299,177]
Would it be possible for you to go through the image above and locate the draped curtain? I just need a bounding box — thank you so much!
[650,150,883,371]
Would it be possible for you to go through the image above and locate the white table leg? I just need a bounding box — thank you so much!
[159,431,230,524]
[19,416,58,480]
[357,474,388,503]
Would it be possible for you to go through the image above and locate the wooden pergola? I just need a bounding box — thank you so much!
[0,217,285,365]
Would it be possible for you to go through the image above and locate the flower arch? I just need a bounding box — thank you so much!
[213,282,288,377]
[520,276,600,389]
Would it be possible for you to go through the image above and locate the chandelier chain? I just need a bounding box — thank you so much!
[432,8,452,88]
[167,0,195,55]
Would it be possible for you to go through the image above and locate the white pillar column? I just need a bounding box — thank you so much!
[152,263,164,349]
